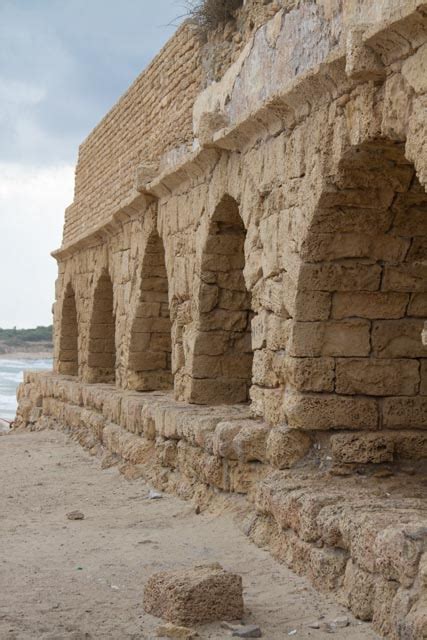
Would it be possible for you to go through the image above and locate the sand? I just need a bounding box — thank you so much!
[0,430,380,640]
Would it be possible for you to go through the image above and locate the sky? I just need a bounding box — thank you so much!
[0,0,185,328]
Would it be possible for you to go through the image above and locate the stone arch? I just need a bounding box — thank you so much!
[127,228,172,391]
[87,270,116,383]
[284,139,427,435]
[58,282,79,376]
[185,194,253,404]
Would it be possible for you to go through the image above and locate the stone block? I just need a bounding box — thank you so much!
[289,320,370,357]
[309,546,348,591]
[187,377,248,405]
[374,524,425,587]
[266,426,311,469]
[284,392,378,430]
[371,319,427,358]
[128,350,167,371]
[143,564,243,625]
[382,397,427,429]
[301,232,409,263]
[252,349,278,388]
[331,292,408,320]
[402,43,427,94]
[382,263,427,293]
[330,433,394,464]
[232,421,271,463]
[342,561,375,621]
[298,262,381,292]
[335,358,420,396]
[293,291,331,321]
[213,420,243,459]
[279,356,335,392]
[408,293,427,317]
[393,430,427,459]
[198,309,248,332]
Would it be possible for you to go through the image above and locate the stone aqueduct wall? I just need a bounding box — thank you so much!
[16,1,427,638]
[53,0,427,444]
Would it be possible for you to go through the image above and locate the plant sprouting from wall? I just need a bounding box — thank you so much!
[185,0,243,34]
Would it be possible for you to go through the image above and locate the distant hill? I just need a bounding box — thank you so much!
[0,326,53,354]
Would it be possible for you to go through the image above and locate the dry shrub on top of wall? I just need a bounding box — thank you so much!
[186,0,243,35]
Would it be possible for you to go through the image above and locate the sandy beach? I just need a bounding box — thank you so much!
[0,429,380,640]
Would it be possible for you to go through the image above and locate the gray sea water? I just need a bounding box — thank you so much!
[0,357,52,430]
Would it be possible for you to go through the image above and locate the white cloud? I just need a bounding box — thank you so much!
[0,164,74,328]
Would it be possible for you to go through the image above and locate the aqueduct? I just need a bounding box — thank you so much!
[16,1,427,637]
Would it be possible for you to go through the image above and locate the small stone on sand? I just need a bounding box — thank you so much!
[66,510,84,520]
[231,624,262,637]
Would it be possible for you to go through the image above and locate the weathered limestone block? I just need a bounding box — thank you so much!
[298,262,382,292]
[331,291,408,320]
[213,419,270,463]
[371,578,399,639]
[249,386,286,425]
[402,43,427,94]
[301,232,409,263]
[345,27,384,82]
[374,524,425,588]
[213,420,244,459]
[251,311,292,351]
[309,546,348,592]
[279,356,335,392]
[382,397,427,429]
[186,377,248,405]
[342,560,375,621]
[330,433,394,464]
[252,349,279,388]
[143,564,244,625]
[381,73,412,141]
[177,441,226,490]
[382,263,427,293]
[284,392,379,430]
[232,421,271,463]
[289,320,371,357]
[293,290,331,322]
[335,358,420,396]
[371,319,427,358]
[266,427,312,469]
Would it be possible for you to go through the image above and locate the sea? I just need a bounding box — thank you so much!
[0,356,52,431]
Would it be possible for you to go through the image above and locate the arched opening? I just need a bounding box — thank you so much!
[187,195,253,404]
[58,282,78,376]
[87,271,116,383]
[127,229,172,391]
[285,140,427,433]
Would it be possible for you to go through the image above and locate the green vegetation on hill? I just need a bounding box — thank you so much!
[0,325,53,349]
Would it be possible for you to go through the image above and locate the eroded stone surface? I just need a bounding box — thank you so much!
[143,564,244,625]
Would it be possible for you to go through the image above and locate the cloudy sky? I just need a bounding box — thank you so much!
[0,0,184,328]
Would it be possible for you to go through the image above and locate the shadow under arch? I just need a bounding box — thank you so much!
[86,270,116,383]
[185,194,253,404]
[127,228,172,391]
[286,138,427,432]
[58,282,79,376]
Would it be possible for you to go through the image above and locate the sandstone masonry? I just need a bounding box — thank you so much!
[15,1,427,638]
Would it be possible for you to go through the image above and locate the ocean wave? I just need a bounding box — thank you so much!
[0,358,52,369]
